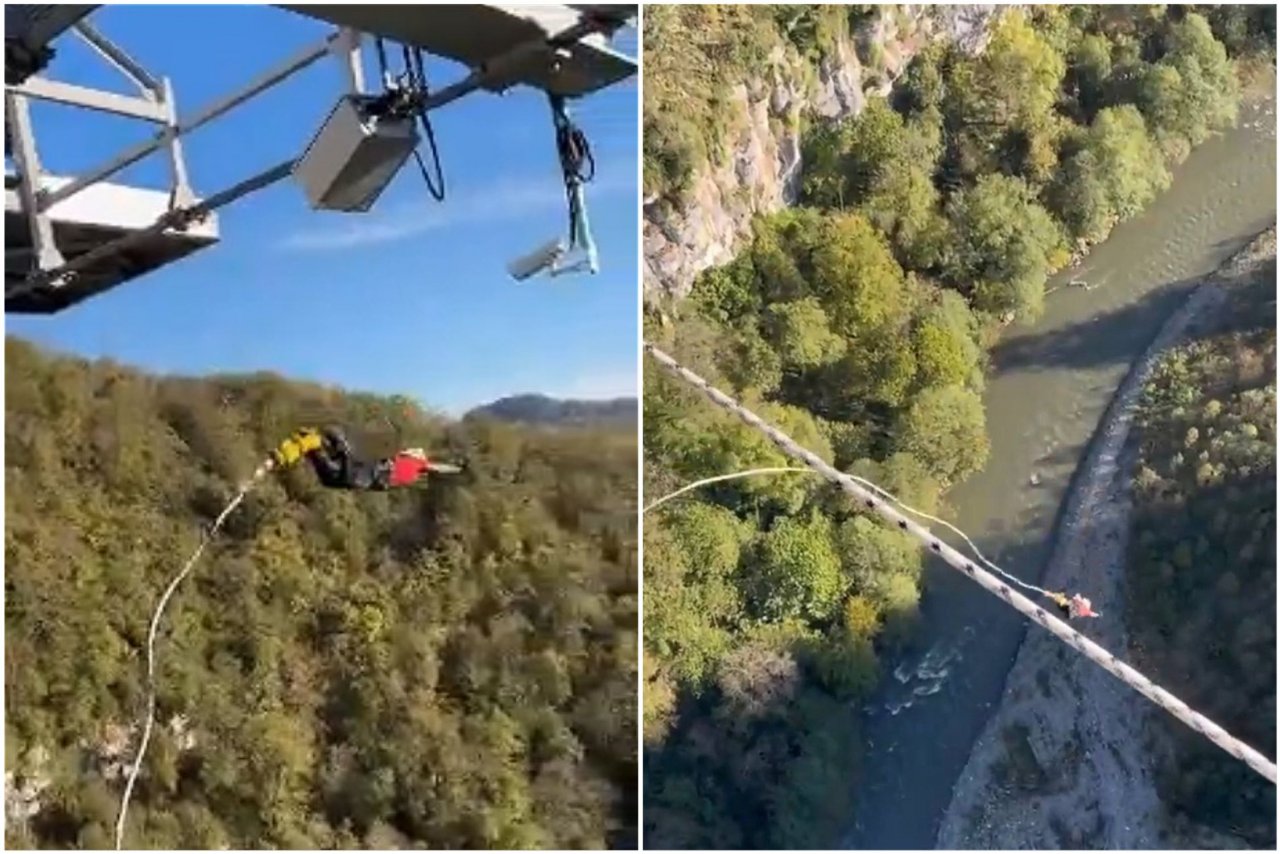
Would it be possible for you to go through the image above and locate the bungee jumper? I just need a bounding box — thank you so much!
[271,426,463,491]
[1048,591,1101,620]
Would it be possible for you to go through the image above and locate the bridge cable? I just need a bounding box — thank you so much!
[644,341,1277,785]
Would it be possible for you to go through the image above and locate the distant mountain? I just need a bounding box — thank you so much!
[467,394,637,427]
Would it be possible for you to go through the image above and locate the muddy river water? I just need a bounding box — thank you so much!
[845,90,1276,849]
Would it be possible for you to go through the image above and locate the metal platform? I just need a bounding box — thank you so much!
[280,4,636,98]
[4,4,636,314]
[5,173,219,314]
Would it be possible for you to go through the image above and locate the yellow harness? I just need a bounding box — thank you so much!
[271,427,323,467]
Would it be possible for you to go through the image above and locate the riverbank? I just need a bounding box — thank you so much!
[936,227,1276,850]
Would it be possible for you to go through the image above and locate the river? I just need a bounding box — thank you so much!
[845,89,1277,849]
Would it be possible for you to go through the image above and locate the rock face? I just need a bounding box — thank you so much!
[644,4,1009,300]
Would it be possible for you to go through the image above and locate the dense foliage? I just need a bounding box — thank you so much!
[5,337,637,850]
[1125,254,1277,849]
[643,4,1269,848]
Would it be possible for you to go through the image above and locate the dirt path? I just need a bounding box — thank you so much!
[936,229,1276,850]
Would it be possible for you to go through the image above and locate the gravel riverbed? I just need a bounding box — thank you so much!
[935,229,1276,850]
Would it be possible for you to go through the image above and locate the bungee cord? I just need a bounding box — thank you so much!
[843,472,1056,600]
[644,341,1276,785]
[643,466,813,513]
[646,464,1054,601]
[114,459,276,850]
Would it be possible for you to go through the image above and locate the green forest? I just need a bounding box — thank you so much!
[5,337,637,849]
[643,5,1273,848]
[1125,245,1276,849]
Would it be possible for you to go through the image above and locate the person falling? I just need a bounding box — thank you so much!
[1049,591,1101,620]
[272,426,448,490]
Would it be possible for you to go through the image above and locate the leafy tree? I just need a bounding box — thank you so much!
[1088,105,1171,217]
[945,10,1067,184]
[895,44,945,116]
[842,595,882,640]
[801,122,852,209]
[914,315,975,390]
[1048,147,1114,243]
[943,173,1068,321]
[643,516,735,690]
[745,513,844,622]
[835,514,921,595]
[810,213,910,337]
[765,298,847,371]
[896,384,990,485]
[812,634,878,699]
[1069,33,1114,120]
[1136,13,1240,150]
[1050,104,1170,243]
[726,321,784,394]
[1204,5,1277,58]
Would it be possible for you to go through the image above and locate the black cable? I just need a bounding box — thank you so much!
[409,47,445,202]
[554,100,595,185]
[374,36,390,85]
[551,95,593,248]
[367,37,445,203]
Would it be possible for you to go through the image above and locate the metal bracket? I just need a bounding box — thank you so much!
[332,27,366,95]
[5,89,64,273]
[159,77,196,209]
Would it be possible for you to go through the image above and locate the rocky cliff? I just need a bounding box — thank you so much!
[643,4,1008,300]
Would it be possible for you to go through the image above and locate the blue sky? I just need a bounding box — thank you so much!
[7,5,639,414]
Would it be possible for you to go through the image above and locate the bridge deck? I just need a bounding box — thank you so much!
[280,4,636,98]
[6,174,218,314]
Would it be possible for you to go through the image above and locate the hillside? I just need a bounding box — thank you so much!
[467,394,637,428]
[1125,232,1276,848]
[4,337,638,850]
[937,229,1277,850]
[641,5,1272,848]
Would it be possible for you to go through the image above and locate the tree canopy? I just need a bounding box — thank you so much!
[643,4,1265,848]
[5,337,638,850]
[1125,256,1277,849]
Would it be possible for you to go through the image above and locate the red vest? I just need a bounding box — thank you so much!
[388,454,430,487]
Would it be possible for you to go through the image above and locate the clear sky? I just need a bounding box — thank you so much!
[7,5,639,415]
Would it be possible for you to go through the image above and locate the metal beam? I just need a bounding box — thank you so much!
[7,76,167,122]
[333,27,365,95]
[10,159,291,301]
[417,12,633,112]
[279,4,636,98]
[4,90,63,272]
[38,30,340,211]
[567,5,637,26]
[72,19,161,95]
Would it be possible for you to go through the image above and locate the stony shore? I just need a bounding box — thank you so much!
[935,228,1276,850]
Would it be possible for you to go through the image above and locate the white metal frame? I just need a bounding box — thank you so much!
[5,5,634,308]
[4,19,366,301]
